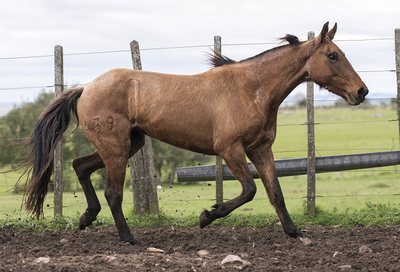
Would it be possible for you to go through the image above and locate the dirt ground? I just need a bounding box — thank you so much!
[1,224,400,271]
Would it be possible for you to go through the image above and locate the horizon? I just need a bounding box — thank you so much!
[0,90,394,117]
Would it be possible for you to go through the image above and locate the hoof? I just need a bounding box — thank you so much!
[121,234,140,245]
[78,212,97,230]
[286,228,306,238]
[78,223,87,230]
[294,232,306,238]
[199,209,214,229]
[126,238,140,245]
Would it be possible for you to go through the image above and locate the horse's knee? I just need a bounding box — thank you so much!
[245,182,257,202]
[104,186,116,201]
[73,152,105,181]
[72,159,88,181]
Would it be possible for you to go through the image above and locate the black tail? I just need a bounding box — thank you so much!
[18,86,84,219]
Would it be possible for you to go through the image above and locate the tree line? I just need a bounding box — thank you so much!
[0,91,213,192]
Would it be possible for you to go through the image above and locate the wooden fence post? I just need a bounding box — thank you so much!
[54,45,64,217]
[395,28,400,149]
[306,31,316,216]
[128,40,159,215]
[214,35,224,204]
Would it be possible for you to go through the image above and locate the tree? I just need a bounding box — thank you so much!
[0,91,96,191]
[0,91,55,165]
[293,93,306,108]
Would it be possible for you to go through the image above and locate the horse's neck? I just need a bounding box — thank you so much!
[250,42,314,108]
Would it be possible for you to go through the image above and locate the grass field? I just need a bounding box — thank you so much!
[1,106,399,220]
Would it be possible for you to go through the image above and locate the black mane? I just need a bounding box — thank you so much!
[206,51,236,68]
[207,34,301,68]
[279,34,300,45]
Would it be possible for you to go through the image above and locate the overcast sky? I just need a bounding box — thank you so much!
[0,0,399,105]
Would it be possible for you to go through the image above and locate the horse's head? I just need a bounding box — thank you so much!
[308,22,368,106]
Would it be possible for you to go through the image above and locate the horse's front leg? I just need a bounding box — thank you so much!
[247,145,305,238]
[200,144,257,228]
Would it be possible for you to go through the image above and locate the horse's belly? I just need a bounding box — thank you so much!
[143,122,216,155]
[159,138,216,155]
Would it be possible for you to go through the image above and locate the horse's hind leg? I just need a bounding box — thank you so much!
[90,121,145,244]
[247,144,304,238]
[72,151,105,230]
[200,144,257,228]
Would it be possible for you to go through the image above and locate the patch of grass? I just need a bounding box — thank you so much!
[368,182,390,188]
[293,201,400,228]
[0,213,81,232]
[1,172,399,222]
[2,201,400,233]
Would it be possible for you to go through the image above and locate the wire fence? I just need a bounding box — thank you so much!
[0,36,399,218]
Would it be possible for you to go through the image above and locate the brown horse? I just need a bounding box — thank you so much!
[15,22,367,244]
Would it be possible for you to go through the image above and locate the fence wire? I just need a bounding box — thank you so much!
[0,37,394,61]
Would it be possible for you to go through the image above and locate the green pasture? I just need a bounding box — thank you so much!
[273,106,398,158]
[1,106,399,220]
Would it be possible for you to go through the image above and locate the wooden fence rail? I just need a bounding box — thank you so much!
[177,151,400,182]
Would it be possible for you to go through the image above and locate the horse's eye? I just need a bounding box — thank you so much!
[328,53,337,61]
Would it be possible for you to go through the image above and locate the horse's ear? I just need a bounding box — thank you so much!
[327,23,337,40]
[316,22,329,45]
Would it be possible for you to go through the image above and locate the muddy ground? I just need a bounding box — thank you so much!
[1,224,400,271]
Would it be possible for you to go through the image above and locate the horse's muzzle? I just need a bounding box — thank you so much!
[358,87,369,100]
[349,87,368,105]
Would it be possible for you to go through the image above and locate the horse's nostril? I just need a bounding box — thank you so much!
[358,87,368,98]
